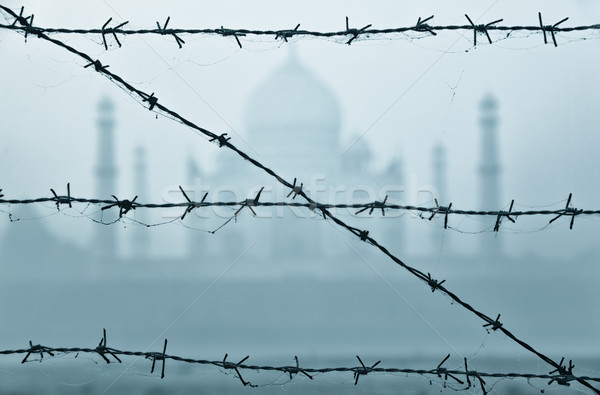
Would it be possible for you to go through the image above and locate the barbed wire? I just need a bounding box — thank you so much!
[1,5,599,394]
[2,329,598,392]
[1,9,599,48]
[0,187,593,231]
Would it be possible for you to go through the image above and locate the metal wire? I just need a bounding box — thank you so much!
[0,9,598,47]
[1,4,598,394]
[0,188,592,231]
[1,330,597,392]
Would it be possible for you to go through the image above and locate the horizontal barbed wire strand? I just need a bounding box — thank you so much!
[1,333,596,391]
[0,191,592,226]
[1,5,598,394]
[0,15,599,48]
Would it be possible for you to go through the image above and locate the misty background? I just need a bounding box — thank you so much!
[0,0,599,394]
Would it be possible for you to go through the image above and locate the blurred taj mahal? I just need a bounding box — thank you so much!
[1,45,597,395]
[0,52,504,280]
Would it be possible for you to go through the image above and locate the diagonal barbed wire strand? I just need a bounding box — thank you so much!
[1,331,598,391]
[0,189,592,231]
[1,5,598,394]
[1,12,599,48]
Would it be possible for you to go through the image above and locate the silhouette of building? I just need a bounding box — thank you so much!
[132,146,149,257]
[0,57,509,278]
[244,49,341,178]
[186,51,407,268]
[479,94,502,255]
[94,97,118,265]
[185,154,206,260]
[3,56,599,395]
[431,143,448,248]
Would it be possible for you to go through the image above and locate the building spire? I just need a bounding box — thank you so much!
[186,155,205,258]
[94,97,118,263]
[433,143,447,205]
[132,146,149,257]
[379,156,405,253]
[432,143,448,248]
[479,94,502,255]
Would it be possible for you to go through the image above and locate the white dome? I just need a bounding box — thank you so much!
[246,53,341,135]
[244,51,341,176]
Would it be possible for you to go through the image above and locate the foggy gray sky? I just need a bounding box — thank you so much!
[1,0,600,258]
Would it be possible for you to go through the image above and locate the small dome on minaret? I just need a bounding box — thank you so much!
[480,93,498,111]
[99,96,114,112]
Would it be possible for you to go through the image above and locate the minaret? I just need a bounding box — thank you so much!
[479,94,502,255]
[94,97,118,263]
[132,146,149,257]
[379,157,404,253]
[432,143,448,247]
[186,155,205,259]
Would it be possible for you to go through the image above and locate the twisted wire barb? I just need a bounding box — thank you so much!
[1,5,598,394]
[1,11,599,48]
[0,189,595,230]
[3,332,599,391]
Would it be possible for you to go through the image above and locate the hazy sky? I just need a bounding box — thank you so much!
[1,0,599,257]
